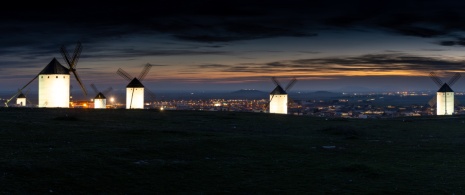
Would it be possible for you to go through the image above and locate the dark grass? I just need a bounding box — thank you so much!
[1,108,465,194]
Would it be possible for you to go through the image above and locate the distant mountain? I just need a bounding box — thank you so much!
[231,89,267,94]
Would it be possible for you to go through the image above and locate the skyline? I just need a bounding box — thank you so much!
[3,1,465,94]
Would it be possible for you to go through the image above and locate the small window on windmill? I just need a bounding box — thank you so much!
[48,76,49,78]
[56,76,58,78]
[41,76,43,78]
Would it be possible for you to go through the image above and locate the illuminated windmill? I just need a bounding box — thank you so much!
[90,84,113,109]
[269,77,297,114]
[4,88,30,107]
[428,72,461,115]
[37,42,87,107]
[4,42,86,108]
[117,63,156,109]
[16,88,31,107]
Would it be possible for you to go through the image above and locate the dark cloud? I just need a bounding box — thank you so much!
[2,0,465,49]
[197,64,231,69]
[83,49,229,59]
[204,53,465,75]
[438,37,465,46]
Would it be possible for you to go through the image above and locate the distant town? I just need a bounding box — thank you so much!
[3,89,465,118]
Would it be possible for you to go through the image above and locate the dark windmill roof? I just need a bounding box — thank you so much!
[17,93,26,98]
[94,92,106,99]
[270,85,287,95]
[127,78,144,88]
[438,83,454,92]
[39,58,69,75]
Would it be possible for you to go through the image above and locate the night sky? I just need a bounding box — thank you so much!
[2,0,465,94]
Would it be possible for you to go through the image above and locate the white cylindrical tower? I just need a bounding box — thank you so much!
[38,58,70,108]
[126,78,145,109]
[436,83,454,115]
[16,93,26,107]
[269,85,288,114]
[94,92,107,109]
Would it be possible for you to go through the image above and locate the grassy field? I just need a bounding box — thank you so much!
[1,108,465,194]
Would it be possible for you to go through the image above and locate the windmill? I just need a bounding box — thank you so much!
[117,63,156,109]
[269,77,297,114]
[90,83,113,109]
[36,42,87,108]
[4,42,86,108]
[4,88,31,107]
[16,88,32,107]
[428,72,461,115]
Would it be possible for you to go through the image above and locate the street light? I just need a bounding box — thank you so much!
[110,97,115,108]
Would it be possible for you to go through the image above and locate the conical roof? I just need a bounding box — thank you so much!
[94,92,106,99]
[17,93,26,98]
[438,83,454,92]
[127,78,144,88]
[270,85,287,95]
[39,58,69,74]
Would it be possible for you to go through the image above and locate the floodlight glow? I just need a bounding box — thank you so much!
[16,97,26,107]
[126,87,144,109]
[38,74,70,108]
[94,99,106,109]
[269,94,287,114]
[437,92,454,115]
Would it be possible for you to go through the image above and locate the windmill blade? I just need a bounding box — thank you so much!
[271,77,281,86]
[117,68,133,81]
[138,63,152,81]
[285,77,297,91]
[71,70,88,96]
[60,45,72,69]
[447,73,461,86]
[103,87,113,95]
[145,88,157,102]
[70,42,82,69]
[428,96,437,107]
[90,83,99,94]
[26,99,33,106]
[429,72,444,87]
[24,88,31,97]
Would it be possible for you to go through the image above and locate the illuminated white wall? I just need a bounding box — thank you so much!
[38,74,70,108]
[94,99,106,109]
[269,94,288,114]
[126,87,144,109]
[16,98,26,106]
[437,92,454,115]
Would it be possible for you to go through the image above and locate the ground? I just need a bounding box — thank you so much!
[1,108,465,194]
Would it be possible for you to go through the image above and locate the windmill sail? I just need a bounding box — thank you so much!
[429,72,460,115]
[117,64,154,109]
[61,41,87,96]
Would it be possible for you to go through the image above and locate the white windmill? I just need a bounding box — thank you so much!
[90,83,113,109]
[39,42,88,107]
[116,64,156,109]
[428,72,461,115]
[16,93,27,106]
[4,42,87,108]
[269,77,297,114]
[16,88,31,107]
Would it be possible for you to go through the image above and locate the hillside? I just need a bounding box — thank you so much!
[1,108,465,194]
